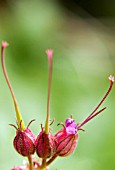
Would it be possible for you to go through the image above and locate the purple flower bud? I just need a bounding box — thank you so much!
[35,131,55,159]
[54,118,78,157]
[65,118,78,133]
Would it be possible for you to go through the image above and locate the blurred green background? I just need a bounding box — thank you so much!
[0,0,115,169]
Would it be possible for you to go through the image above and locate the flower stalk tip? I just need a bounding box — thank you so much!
[1,41,25,130]
[2,41,9,48]
[46,49,53,63]
[108,75,114,83]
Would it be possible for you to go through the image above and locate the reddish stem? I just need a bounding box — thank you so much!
[78,76,114,129]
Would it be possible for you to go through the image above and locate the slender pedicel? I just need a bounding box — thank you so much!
[78,75,114,129]
[27,155,33,170]
[1,41,25,130]
[45,49,53,134]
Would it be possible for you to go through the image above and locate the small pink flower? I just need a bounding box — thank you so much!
[65,118,78,134]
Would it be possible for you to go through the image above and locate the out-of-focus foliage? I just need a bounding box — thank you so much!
[0,0,115,170]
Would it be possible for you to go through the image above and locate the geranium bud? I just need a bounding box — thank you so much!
[10,120,36,157]
[35,130,55,159]
[54,118,78,157]
[14,128,35,157]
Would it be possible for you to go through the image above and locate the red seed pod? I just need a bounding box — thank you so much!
[54,124,78,157]
[14,128,35,157]
[35,131,55,159]
[10,120,36,157]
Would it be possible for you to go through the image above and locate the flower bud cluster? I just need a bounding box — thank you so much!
[11,118,78,170]
[1,42,114,170]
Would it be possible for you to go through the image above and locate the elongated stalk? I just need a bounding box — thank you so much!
[78,75,114,129]
[45,49,53,134]
[1,42,25,130]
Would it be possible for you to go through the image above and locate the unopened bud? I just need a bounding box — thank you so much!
[54,118,78,157]
[10,120,36,157]
[35,131,55,159]
[14,127,35,157]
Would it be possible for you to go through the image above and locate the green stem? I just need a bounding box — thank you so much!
[34,158,47,170]
[28,155,33,170]
[40,168,46,170]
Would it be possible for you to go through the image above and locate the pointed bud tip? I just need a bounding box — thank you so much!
[46,49,53,62]
[108,75,114,83]
[2,41,9,48]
